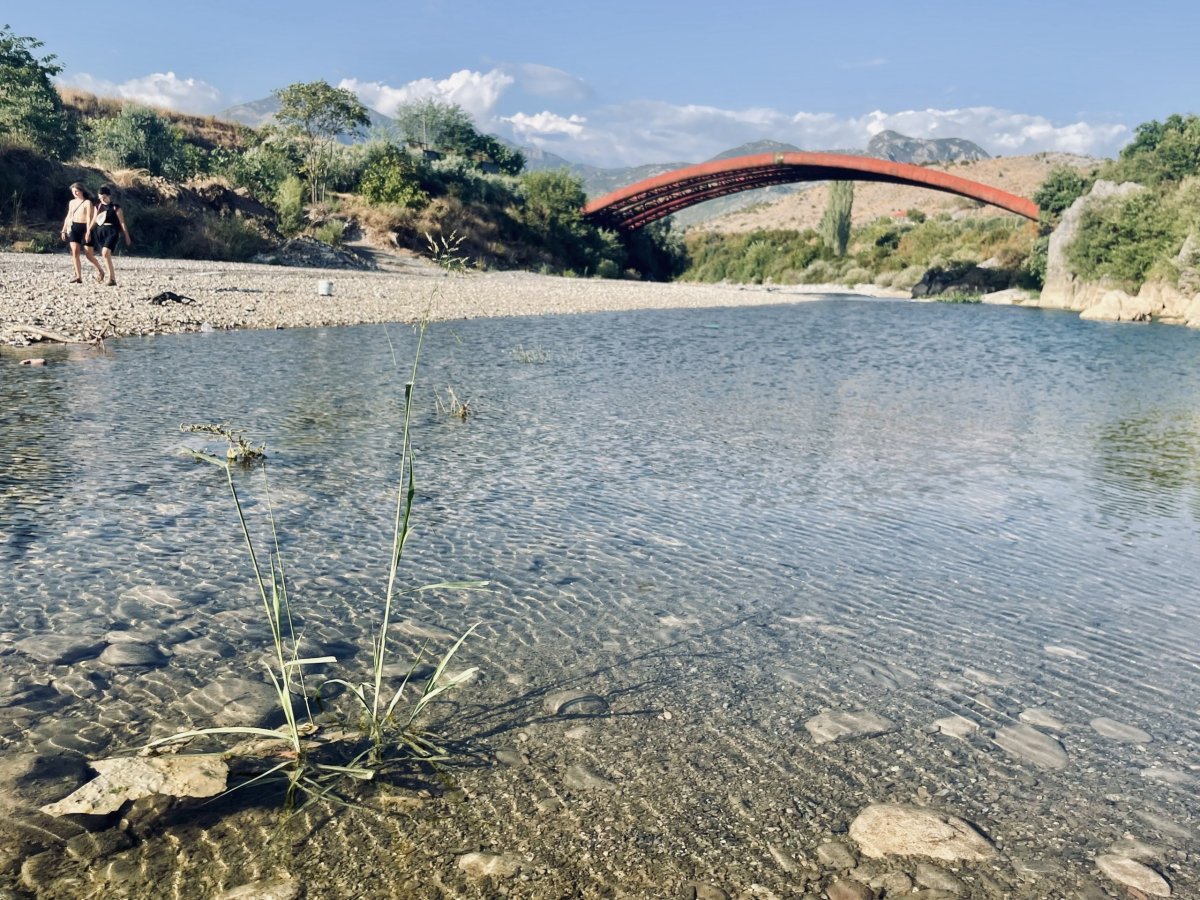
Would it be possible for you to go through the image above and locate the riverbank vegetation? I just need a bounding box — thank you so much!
[682,213,1039,292]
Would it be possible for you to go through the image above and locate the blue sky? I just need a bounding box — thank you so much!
[7,0,1198,167]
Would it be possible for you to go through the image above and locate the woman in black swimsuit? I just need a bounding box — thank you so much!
[59,183,104,284]
[87,185,133,286]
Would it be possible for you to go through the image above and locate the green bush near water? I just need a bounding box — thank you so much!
[1061,115,1200,290]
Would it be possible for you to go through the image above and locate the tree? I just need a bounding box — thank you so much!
[517,170,606,273]
[273,80,369,203]
[393,99,523,174]
[88,106,196,181]
[820,180,854,256]
[393,98,475,152]
[1033,166,1094,220]
[0,25,76,158]
[1108,114,1200,186]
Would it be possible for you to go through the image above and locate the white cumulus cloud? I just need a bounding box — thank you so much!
[341,69,514,122]
[547,101,1131,167]
[60,72,221,114]
[506,111,587,139]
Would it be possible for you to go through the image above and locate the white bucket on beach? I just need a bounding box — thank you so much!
[317,280,333,296]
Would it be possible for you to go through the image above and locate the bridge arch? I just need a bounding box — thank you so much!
[582,152,1039,231]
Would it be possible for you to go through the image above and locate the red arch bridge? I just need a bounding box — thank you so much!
[581,151,1039,231]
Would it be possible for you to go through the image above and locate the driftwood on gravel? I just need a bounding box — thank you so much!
[3,317,115,346]
[3,324,90,344]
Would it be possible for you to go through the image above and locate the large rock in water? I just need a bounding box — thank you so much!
[1034,183,1200,328]
[1039,180,1146,310]
[849,804,996,861]
[911,261,1014,299]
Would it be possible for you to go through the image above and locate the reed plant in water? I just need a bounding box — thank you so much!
[158,320,485,802]
[325,320,485,764]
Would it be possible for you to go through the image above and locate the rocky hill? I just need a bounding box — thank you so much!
[866,130,989,163]
[695,152,1099,233]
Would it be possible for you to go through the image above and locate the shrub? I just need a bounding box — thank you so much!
[800,259,836,283]
[219,141,297,200]
[893,265,928,289]
[358,145,428,209]
[275,175,306,235]
[86,106,200,181]
[1034,166,1095,220]
[1068,188,1183,287]
[312,219,345,247]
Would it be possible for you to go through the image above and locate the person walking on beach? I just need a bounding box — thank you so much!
[87,185,132,286]
[60,182,104,284]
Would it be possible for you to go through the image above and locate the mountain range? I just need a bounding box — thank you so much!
[219,99,990,225]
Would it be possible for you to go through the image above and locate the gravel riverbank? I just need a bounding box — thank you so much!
[0,251,907,344]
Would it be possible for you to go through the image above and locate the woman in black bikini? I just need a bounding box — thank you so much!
[59,183,105,284]
[87,185,133,286]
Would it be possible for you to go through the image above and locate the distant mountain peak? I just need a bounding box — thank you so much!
[706,140,803,161]
[866,130,990,163]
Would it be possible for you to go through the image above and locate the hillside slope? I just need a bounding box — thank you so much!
[695,153,1099,233]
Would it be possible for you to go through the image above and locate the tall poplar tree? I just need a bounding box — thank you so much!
[820,180,854,257]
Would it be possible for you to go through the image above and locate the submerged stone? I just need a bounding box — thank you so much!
[1018,707,1067,730]
[849,803,995,861]
[563,764,615,791]
[1095,854,1171,896]
[217,876,301,900]
[40,755,229,816]
[99,642,169,667]
[543,690,609,716]
[458,852,523,879]
[1090,717,1152,743]
[933,714,978,739]
[805,709,896,744]
[13,635,105,665]
[993,724,1068,769]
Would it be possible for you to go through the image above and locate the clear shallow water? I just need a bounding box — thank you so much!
[3,298,1200,894]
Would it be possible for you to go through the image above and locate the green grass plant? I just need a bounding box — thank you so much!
[153,324,486,807]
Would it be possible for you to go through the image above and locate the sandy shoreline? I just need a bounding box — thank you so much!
[0,250,908,345]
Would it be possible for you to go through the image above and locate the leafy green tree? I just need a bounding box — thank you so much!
[273,80,369,203]
[819,180,854,256]
[0,25,77,158]
[474,133,525,175]
[517,169,607,273]
[393,99,523,174]
[87,106,198,180]
[1033,166,1095,219]
[358,145,429,208]
[1106,114,1200,186]
[394,99,474,151]
[1067,189,1182,286]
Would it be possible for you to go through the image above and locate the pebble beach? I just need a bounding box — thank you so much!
[0,250,910,345]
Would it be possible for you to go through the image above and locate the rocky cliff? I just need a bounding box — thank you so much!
[1028,180,1200,327]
